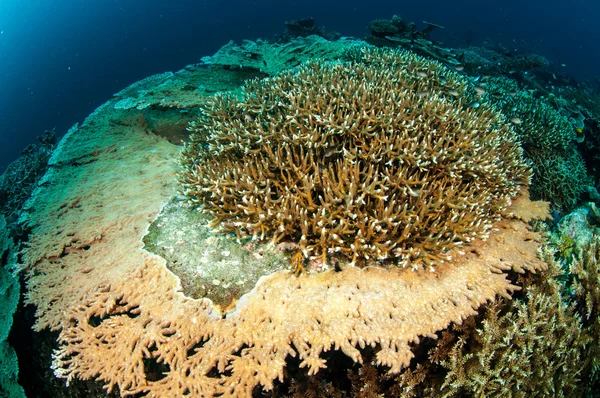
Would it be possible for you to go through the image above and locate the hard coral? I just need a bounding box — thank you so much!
[483,76,588,208]
[22,53,548,397]
[180,48,531,270]
[0,129,56,220]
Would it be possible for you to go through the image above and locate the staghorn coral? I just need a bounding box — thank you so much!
[338,243,591,398]
[270,232,600,398]
[570,232,600,388]
[437,292,586,397]
[460,46,550,76]
[382,240,596,398]
[20,51,550,397]
[180,48,531,270]
[527,146,588,209]
[480,76,588,208]
[481,77,575,152]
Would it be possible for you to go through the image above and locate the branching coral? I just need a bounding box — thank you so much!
[368,238,598,398]
[180,48,531,270]
[481,76,588,208]
[570,232,600,386]
[437,291,586,397]
[336,243,591,398]
[527,146,588,210]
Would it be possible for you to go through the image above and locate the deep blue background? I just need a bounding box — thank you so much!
[1,0,599,171]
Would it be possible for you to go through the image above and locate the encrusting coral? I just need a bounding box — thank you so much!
[22,45,550,397]
[180,48,532,270]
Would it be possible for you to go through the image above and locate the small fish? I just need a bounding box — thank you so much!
[454,65,464,71]
[474,86,486,96]
[509,90,517,96]
[575,127,583,133]
[447,89,460,97]
[492,91,502,99]
[417,71,428,78]
[511,106,517,111]
[470,101,480,108]
[510,117,522,125]
[561,63,566,67]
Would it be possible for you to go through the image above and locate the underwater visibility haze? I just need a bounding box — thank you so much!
[1,0,600,397]
[1,0,600,171]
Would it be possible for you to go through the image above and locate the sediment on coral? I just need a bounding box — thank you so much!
[180,48,532,270]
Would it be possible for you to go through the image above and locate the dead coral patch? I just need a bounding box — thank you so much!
[143,197,288,311]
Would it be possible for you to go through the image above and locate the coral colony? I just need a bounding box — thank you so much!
[180,49,530,272]
[9,18,600,398]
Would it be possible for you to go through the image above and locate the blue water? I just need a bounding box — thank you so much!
[1,0,599,171]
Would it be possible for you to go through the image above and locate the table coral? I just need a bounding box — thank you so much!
[22,47,548,397]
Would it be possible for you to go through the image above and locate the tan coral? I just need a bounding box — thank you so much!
[180,48,532,270]
[432,250,589,397]
[23,60,546,397]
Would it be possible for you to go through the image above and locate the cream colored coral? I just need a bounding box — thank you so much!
[24,67,546,398]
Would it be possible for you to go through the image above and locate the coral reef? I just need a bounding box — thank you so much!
[275,17,340,43]
[20,44,548,397]
[367,15,422,41]
[556,85,600,193]
[271,235,600,397]
[527,146,588,208]
[430,228,600,397]
[201,35,364,75]
[434,266,587,397]
[459,46,550,76]
[480,76,588,208]
[0,129,56,221]
[365,16,462,68]
[111,64,268,146]
[180,48,531,270]
[0,216,25,397]
[366,15,444,45]
[4,16,599,397]
[569,232,600,388]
